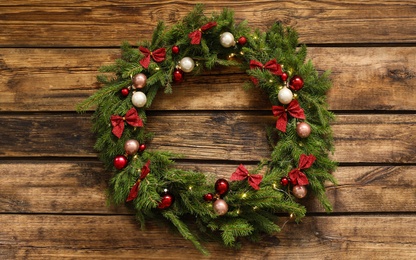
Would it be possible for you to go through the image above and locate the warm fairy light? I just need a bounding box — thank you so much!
[228,53,235,59]
[188,186,193,190]
[272,183,277,189]
[241,193,247,199]
[155,67,160,71]
[236,209,240,214]
[240,51,244,55]
[253,206,258,210]
[269,79,273,83]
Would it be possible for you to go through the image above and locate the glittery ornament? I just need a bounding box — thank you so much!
[213,199,228,215]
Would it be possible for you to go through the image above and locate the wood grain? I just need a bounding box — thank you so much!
[0,161,415,214]
[1,47,415,112]
[1,214,415,259]
[0,113,414,163]
[0,1,416,47]
[1,1,415,259]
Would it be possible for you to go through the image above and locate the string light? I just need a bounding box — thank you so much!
[241,193,247,199]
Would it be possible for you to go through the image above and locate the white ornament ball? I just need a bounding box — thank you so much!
[131,91,147,108]
[278,86,293,105]
[179,57,195,73]
[220,32,235,48]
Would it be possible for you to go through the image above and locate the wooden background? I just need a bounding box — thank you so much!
[1,1,415,259]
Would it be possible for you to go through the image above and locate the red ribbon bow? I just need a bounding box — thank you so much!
[250,59,283,76]
[110,107,143,138]
[288,154,316,186]
[188,21,217,45]
[126,160,151,202]
[139,46,166,69]
[272,100,305,132]
[230,164,263,190]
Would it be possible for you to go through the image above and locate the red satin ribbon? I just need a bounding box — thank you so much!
[188,21,217,45]
[110,107,143,138]
[249,59,283,76]
[139,46,166,69]
[126,160,151,202]
[272,100,305,132]
[230,164,263,190]
[288,154,316,186]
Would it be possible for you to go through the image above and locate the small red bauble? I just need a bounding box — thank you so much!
[172,45,180,54]
[296,122,312,138]
[203,193,214,202]
[281,72,288,82]
[280,177,290,186]
[215,178,229,195]
[292,185,308,199]
[120,88,130,97]
[113,155,128,170]
[237,36,247,45]
[173,69,184,83]
[158,193,174,209]
[138,144,146,152]
[289,75,304,91]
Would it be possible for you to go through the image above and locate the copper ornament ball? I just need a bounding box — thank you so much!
[124,139,140,155]
[292,185,308,199]
[296,122,312,138]
[213,199,228,216]
[132,73,147,89]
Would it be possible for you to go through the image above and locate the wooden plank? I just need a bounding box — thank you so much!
[1,214,415,259]
[1,47,415,112]
[0,161,415,214]
[0,1,416,47]
[0,113,414,163]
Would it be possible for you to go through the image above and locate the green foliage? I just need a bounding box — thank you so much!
[77,5,337,254]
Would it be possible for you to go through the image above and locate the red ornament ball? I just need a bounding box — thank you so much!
[237,36,247,45]
[173,69,184,83]
[158,192,174,209]
[203,193,214,202]
[281,72,288,82]
[120,88,130,97]
[280,177,290,186]
[172,45,180,54]
[296,122,312,138]
[113,155,128,170]
[138,143,146,152]
[292,185,308,199]
[289,75,304,91]
[215,178,229,195]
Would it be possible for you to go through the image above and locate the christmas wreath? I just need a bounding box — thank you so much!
[78,5,337,254]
